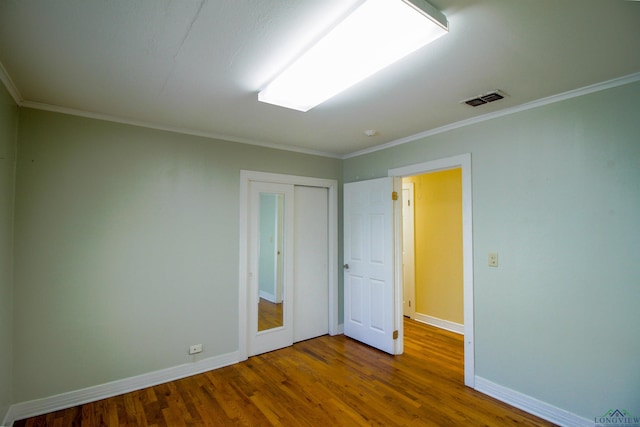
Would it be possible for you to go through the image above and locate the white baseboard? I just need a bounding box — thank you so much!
[1,350,593,427]
[474,376,591,427]
[413,313,464,335]
[258,290,277,303]
[3,351,239,426]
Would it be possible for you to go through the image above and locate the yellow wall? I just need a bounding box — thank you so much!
[404,168,463,324]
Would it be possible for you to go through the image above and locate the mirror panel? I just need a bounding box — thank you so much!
[257,192,284,331]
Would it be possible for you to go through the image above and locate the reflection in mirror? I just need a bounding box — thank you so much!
[257,192,284,331]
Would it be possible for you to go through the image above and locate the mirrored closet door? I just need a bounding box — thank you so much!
[247,181,294,356]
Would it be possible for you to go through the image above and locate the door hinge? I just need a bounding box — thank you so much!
[392,191,398,201]
[393,330,399,340]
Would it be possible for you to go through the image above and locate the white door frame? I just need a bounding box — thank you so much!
[389,153,475,388]
[238,170,339,361]
[401,182,416,319]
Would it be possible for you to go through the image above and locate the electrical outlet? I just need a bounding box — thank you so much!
[189,344,203,355]
[488,252,498,267]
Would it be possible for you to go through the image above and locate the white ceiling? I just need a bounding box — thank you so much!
[1,0,639,157]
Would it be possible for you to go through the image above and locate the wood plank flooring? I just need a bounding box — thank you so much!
[14,319,555,426]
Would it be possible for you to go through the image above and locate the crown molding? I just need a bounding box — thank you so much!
[0,58,340,159]
[0,61,23,104]
[3,58,638,162]
[342,72,640,159]
[19,100,342,159]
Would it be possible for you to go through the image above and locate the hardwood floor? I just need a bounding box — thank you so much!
[15,319,555,426]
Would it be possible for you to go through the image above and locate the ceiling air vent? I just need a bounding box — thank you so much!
[461,90,507,107]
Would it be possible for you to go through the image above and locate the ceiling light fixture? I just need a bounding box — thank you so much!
[258,0,448,112]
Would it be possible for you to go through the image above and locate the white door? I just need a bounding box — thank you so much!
[402,183,416,318]
[343,177,402,355]
[293,186,329,342]
[248,181,294,356]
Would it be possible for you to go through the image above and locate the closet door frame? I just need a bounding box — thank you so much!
[238,170,339,361]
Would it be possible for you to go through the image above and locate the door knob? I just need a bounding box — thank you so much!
[343,264,349,269]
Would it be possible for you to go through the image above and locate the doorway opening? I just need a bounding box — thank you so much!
[401,168,464,335]
[389,153,474,387]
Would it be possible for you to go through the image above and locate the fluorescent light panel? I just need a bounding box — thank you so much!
[258,0,448,112]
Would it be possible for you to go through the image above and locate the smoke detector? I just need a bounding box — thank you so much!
[461,90,508,107]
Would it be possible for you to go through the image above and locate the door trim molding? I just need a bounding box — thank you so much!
[388,153,475,388]
[238,170,339,361]
[401,182,416,319]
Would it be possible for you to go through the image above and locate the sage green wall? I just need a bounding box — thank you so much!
[13,108,342,402]
[344,81,640,420]
[0,82,17,422]
[9,81,640,420]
